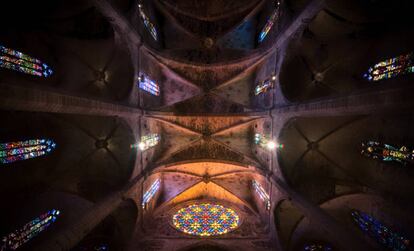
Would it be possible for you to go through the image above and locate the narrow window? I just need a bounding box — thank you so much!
[138,4,158,41]
[1,209,60,250]
[0,45,53,77]
[142,179,161,209]
[138,73,160,96]
[364,52,414,81]
[351,210,411,251]
[252,180,271,210]
[0,139,57,164]
[361,141,413,166]
[258,1,281,43]
[131,133,160,151]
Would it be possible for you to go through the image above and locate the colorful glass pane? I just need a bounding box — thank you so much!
[1,209,60,250]
[303,244,333,251]
[351,210,411,251]
[361,141,414,166]
[252,180,271,210]
[138,73,160,96]
[254,133,284,150]
[0,139,57,164]
[0,45,53,77]
[254,77,275,95]
[258,2,280,43]
[138,4,158,41]
[364,52,414,81]
[142,179,161,209]
[172,203,240,237]
[131,133,160,151]
[94,245,108,251]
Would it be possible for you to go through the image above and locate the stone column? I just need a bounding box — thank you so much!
[270,175,375,251]
[273,85,414,118]
[34,174,143,251]
[0,83,142,118]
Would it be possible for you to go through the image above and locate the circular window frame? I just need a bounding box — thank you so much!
[170,201,242,237]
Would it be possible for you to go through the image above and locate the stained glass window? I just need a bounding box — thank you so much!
[1,209,60,250]
[363,52,414,82]
[142,178,161,209]
[252,180,271,210]
[351,210,411,251]
[0,139,57,164]
[172,203,240,237]
[254,75,276,95]
[254,133,284,150]
[361,141,414,166]
[138,73,160,96]
[0,45,53,77]
[258,1,280,43]
[303,244,333,251]
[94,244,108,251]
[138,4,158,41]
[131,133,160,151]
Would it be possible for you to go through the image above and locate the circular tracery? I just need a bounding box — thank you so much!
[172,203,240,237]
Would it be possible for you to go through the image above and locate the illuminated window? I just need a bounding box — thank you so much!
[142,179,161,209]
[255,75,276,95]
[258,1,280,43]
[138,73,160,96]
[361,141,413,166]
[0,139,57,164]
[363,52,414,82]
[254,133,284,150]
[303,244,333,251]
[1,209,60,250]
[172,203,240,237]
[131,133,160,151]
[0,45,53,77]
[351,210,411,251]
[138,4,158,41]
[252,180,271,210]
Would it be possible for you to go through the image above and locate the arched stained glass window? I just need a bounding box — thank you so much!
[0,139,57,164]
[363,52,414,82]
[172,203,240,237]
[138,4,158,41]
[254,133,284,150]
[361,141,414,166]
[303,244,333,251]
[252,180,271,210]
[142,178,161,209]
[351,210,411,251]
[258,1,281,43]
[255,75,276,95]
[0,45,53,77]
[131,133,160,151]
[138,73,160,96]
[1,209,60,250]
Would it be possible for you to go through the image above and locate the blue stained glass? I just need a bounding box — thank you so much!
[138,73,160,96]
[258,2,280,43]
[0,45,53,77]
[1,209,60,250]
[138,4,158,41]
[0,139,57,164]
[351,210,411,251]
[142,179,161,209]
